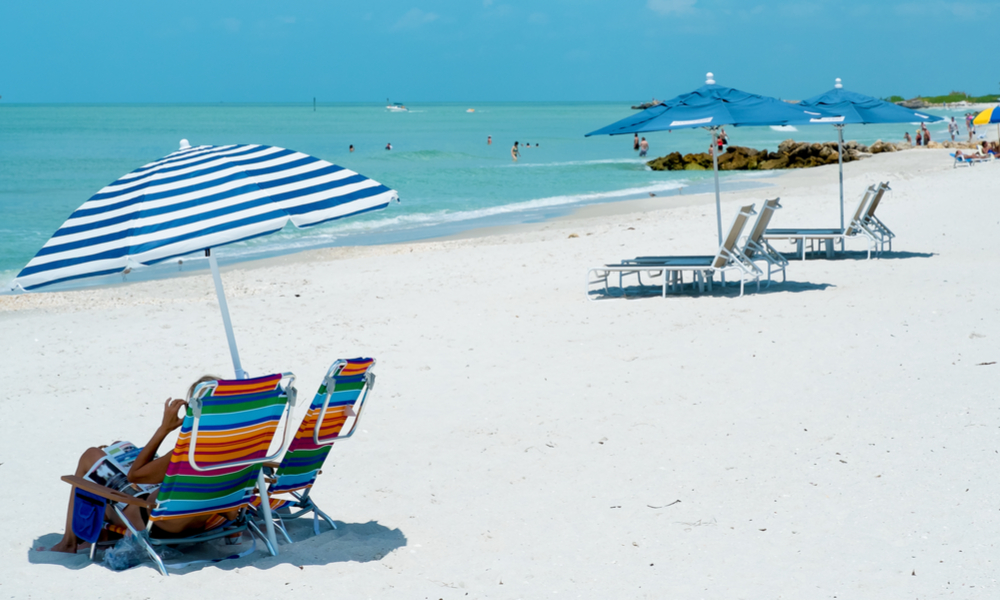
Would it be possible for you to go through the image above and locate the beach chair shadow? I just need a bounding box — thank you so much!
[29,520,407,573]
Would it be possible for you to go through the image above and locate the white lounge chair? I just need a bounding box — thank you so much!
[859,182,894,253]
[763,186,878,260]
[952,152,992,167]
[587,204,761,299]
[740,198,788,287]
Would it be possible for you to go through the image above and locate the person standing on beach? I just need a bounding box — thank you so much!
[511,141,520,162]
[638,137,649,157]
[921,123,930,146]
[915,129,922,146]
[633,134,640,151]
[904,131,912,145]
[966,113,975,141]
[948,117,958,141]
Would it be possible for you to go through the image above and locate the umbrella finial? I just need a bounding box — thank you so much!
[706,72,716,85]
[835,78,843,89]
[179,139,191,150]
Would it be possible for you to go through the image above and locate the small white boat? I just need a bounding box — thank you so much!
[386,102,408,112]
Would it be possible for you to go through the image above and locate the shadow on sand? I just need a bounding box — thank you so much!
[29,519,407,574]
[778,250,935,261]
[588,279,834,300]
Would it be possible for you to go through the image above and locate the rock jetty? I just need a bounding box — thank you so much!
[646,139,975,171]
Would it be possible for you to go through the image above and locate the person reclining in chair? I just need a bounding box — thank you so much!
[46,376,237,553]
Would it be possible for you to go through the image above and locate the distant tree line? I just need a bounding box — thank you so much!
[883,91,1000,104]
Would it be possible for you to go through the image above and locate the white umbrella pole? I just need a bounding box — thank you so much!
[711,128,723,245]
[837,125,845,231]
[206,249,248,380]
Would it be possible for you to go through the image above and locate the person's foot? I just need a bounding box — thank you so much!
[41,537,90,553]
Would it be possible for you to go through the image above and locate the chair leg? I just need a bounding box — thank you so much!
[247,519,277,556]
[312,504,338,533]
[112,506,167,576]
[255,472,280,556]
[272,514,294,544]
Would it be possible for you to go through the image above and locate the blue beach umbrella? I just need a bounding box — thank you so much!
[798,78,942,228]
[587,73,838,244]
[10,141,398,379]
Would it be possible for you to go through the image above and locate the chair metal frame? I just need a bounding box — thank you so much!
[763,185,878,260]
[255,360,376,543]
[63,372,298,575]
[587,204,762,299]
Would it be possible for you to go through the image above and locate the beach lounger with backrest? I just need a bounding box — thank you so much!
[740,198,788,287]
[859,182,894,252]
[952,152,991,167]
[62,373,298,575]
[763,185,878,260]
[587,204,761,299]
[249,358,375,543]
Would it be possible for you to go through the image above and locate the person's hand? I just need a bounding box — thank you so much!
[160,398,187,432]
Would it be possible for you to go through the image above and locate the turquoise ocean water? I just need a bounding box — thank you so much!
[0,102,962,290]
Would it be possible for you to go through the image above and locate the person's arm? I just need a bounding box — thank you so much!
[128,398,187,485]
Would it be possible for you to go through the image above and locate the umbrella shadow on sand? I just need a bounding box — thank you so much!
[28,520,407,574]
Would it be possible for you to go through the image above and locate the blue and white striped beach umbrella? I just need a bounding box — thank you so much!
[11,141,397,292]
[11,141,398,379]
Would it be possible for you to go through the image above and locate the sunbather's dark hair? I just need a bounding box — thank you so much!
[187,375,222,401]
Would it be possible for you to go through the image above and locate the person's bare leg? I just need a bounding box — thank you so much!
[46,447,106,553]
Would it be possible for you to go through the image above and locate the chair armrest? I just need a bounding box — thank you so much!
[61,475,156,509]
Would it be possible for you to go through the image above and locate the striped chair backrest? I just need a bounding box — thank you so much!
[151,374,289,522]
[270,358,375,494]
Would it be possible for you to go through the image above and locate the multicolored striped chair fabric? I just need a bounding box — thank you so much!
[269,358,374,494]
[151,373,289,522]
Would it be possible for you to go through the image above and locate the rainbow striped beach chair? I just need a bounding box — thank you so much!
[63,373,298,575]
[251,358,375,540]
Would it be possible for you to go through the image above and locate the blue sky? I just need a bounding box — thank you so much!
[1,1,996,103]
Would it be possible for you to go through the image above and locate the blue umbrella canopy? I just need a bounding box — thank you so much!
[586,76,829,137]
[798,81,942,125]
[586,73,838,243]
[11,142,398,292]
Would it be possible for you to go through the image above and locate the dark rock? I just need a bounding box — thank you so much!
[646,139,886,172]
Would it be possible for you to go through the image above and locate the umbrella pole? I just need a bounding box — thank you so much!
[711,128,723,245]
[207,249,248,380]
[837,125,845,232]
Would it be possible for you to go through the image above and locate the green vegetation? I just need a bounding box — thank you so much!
[884,91,998,104]
[922,91,999,104]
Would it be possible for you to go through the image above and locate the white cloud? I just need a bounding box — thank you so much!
[648,0,697,15]
[393,8,440,30]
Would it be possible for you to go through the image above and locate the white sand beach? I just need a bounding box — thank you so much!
[1,149,997,597]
